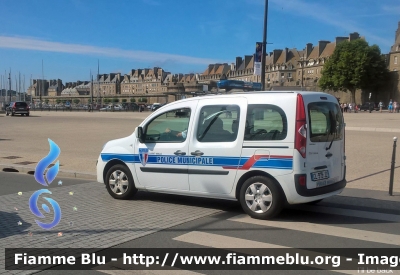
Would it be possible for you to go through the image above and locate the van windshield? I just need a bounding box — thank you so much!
[308,102,343,142]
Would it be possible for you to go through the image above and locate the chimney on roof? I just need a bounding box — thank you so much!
[273,49,282,64]
[335,36,348,45]
[349,32,360,41]
[244,55,252,67]
[318,41,330,56]
[284,48,289,63]
[235,57,243,69]
[306,43,313,58]
[395,21,400,44]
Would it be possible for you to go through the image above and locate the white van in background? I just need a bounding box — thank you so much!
[97,90,346,219]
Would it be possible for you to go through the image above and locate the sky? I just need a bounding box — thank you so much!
[0,0,399,92]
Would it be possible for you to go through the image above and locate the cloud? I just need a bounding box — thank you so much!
[0,36,221,65]
[382,4,400,14]
[250,0,393,48]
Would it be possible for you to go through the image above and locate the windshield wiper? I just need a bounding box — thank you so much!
[325,110,336,150]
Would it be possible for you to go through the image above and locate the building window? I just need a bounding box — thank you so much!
[281,73,285,78]
[395,56,398,65]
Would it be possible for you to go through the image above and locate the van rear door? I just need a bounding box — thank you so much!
[304,97,344,190]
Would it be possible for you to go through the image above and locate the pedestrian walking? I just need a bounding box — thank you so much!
[344,103,347,112]
[395,101,399,113]
[348,103,352,113]
[379,101,383,113]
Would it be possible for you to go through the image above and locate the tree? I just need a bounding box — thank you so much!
[138,97,147,103]
[73,99,80,105]
[130,98,136,103]
[122,99,127,103]
[56,99,61,104]
[45,99,49,104]
[319,39,389,104]
[113,98,119,103]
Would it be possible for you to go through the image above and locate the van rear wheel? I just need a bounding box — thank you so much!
[239,176,284,219]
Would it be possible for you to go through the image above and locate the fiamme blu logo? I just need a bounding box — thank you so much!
[28,139,62,230]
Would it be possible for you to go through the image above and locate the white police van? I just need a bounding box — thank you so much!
[97,85,346,219]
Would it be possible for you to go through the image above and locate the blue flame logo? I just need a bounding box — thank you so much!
[35,139,60,186]
[29,139,62,230]
[29,189,61,230]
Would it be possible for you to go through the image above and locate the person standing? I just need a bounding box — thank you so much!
[348,103,352,113]
[343,103,347,112]
[388,99,393,113]
[379,101,383,113]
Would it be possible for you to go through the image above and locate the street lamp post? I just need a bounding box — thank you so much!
[260,0,269,90]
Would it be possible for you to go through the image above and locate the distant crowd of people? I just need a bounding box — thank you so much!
[340,99,399,113]
[340,103,358,113]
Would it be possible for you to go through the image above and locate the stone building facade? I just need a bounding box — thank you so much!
[24,22,400,106]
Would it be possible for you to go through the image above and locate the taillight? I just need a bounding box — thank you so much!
[295,94,307,158]
[298,174,306,186]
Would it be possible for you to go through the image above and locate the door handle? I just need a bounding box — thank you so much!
[191,150,204,156]
[174,150,186,156]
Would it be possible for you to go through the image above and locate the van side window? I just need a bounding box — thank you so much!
[197,105,240,142]
[308,102,343,142]
[144,108,191,143]
[244,104,287,141]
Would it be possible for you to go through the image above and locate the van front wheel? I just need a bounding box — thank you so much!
[105,164,137,200]
[239,176,284,219]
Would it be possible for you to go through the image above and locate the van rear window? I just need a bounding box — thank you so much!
[308,102,343,142]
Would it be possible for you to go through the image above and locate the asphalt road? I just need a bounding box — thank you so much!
[0,171,89,196]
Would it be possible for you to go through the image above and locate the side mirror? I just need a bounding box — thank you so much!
[137,126,145,143]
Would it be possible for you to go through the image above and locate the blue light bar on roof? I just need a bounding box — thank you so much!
[217,80,262,91]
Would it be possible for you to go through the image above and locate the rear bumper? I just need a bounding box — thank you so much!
[294,175,347,197]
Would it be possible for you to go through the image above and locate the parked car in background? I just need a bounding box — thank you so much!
[6,101,30,116]
[100,105,124,111]
[359,102,376,112]
[151,103,162,111]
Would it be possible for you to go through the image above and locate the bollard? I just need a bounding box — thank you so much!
[389,137,397,196]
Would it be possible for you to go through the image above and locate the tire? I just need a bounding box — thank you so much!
[105,164,137,200]
[239,176,284,219]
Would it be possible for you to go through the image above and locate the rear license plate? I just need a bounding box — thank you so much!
[311,170,329,181]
